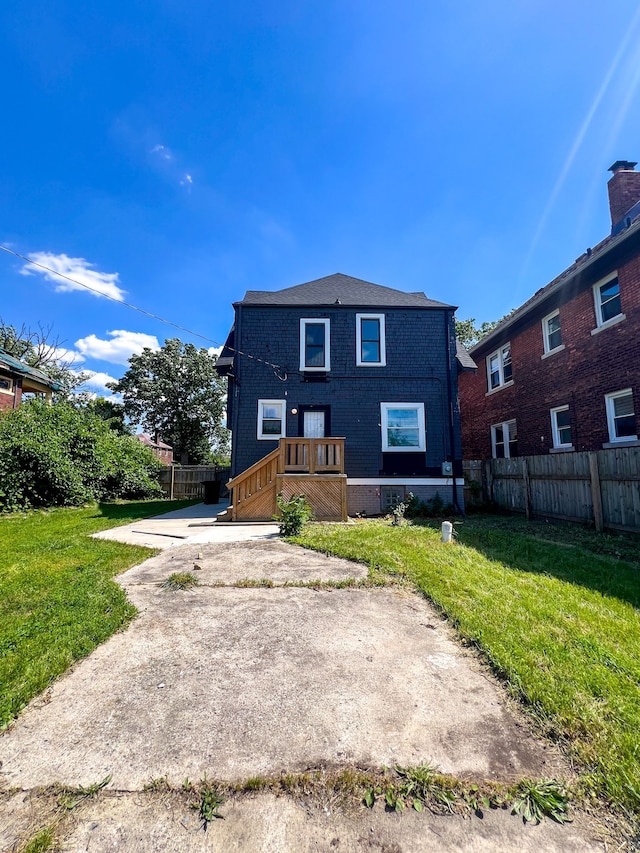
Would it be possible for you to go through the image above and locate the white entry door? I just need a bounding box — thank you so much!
[303,411,325,438]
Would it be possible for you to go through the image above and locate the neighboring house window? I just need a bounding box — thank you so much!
[381,403,426,451]
[0,375,13,393]
[257,399,286,440]
[593,273,623,327]
[542,310,562,354]
[356,313,386,366]
[550,406,572,449]
[486,344,513,391]
[491,420,518,458]
[300,318,330,371]
[605,389,637,442]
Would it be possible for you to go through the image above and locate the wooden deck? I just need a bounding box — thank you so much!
[227,438,348,522]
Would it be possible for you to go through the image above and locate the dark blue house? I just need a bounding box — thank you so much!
[215,273,471,520]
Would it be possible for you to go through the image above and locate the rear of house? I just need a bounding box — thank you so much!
[216,273,468,518]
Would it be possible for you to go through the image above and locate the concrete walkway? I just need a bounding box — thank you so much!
[0,509,606,852]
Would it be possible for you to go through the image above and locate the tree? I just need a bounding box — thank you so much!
[108,338,229,464]
[455,310,517,349]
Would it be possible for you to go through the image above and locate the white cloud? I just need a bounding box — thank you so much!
[74,329,160,366]
[180,173,193,186]
[208,345,222,358]
[80,371,119,396]
[151,144,172,161]
[20,252,126,301]
[50,346,85,366]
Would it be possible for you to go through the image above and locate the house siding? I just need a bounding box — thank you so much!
[460,252,640,458]
[229,303,463,507]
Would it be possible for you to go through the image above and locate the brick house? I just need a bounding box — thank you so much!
[0,348,61,411]
[136,433,174,465]
[216,273,471,519]
[459,160,640,460]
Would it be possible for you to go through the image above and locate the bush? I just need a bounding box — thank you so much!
[275,493,313,536]
[0,401,163,512]
[405,491,455,519]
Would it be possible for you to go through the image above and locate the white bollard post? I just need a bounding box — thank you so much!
[441,521,453,543]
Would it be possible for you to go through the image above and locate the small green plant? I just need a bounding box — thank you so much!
[59,774,112,810]
[405,492,454,519]
[391,501,407,526]
[22,827,55,853]
[396,764,456,813]
[511,779,571,824]
[275,493,313,536]
[161,572,199,591]
[194,781,225,828]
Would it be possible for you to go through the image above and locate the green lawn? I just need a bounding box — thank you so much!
[293,515,640,815]
[0,500,196,727]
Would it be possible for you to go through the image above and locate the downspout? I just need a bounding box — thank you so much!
[231,305,242,479]
[445,310,463,515]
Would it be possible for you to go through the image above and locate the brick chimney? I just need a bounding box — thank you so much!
[607,160,640,227]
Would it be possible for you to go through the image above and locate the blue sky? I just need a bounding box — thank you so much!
[3,0,640,394]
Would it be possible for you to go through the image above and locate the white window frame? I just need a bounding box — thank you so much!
[491,420,517,458]
[592,272,625,331]
[0,375,13,394]
[541,309,564,356]
[257,399,286,440]
[486,343,513,393]
[605,389,637,443]
[300,318,330,372]
[380,402,426,452]
[356,313,386,367]
[550,405,573,450]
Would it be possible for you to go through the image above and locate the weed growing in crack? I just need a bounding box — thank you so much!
[511,779,571,824]
[161,572,199,591]
[193,778,225,828]
[58,774,112,810]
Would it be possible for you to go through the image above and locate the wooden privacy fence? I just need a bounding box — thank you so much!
[464,447,640,533]
[157,465,231,500]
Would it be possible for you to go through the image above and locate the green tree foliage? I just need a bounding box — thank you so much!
[455,311,517,349]
[109,338,230,464]
[0,401,163,512]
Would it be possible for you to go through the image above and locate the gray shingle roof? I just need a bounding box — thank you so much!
[237,273,455,309]
[455,340,477,370]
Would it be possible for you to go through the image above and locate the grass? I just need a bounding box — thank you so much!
[0,499,197,728]
[162,572,199,591]
[292,514,640,815]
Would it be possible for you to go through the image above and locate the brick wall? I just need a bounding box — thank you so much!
[460,254,640,458]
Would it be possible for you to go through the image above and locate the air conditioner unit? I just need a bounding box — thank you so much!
[441,461,453,477]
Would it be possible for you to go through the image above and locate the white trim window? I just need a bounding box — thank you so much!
[491,420,518,458]
[0,375,13,394]
[486,343,513,391]
[380,403,426,452]
[356,313,386,366]
[300,318,330,371]
[605,389,637,443]
[593,273,623,327]
[257,399,286,440]
[542,310,563,355]
[550,406,572,449]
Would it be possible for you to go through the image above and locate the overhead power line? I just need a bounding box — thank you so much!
[0,243,285,375]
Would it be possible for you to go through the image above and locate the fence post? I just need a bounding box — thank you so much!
[588,452,604,532]
[170,465,175,501]
[484,459,493,503]
[522,458,532,520]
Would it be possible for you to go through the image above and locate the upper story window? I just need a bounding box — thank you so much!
[542,310,563,355]
[300,318,330,372]
[593,273,624,330]
[0,375,13,393]
[550,405,573,449]
[605,389,637,443]
[380,402,426,452]
[356,314,386,366]
[486,343,512,392]
[491,420,518,458]
[257,399,286,440]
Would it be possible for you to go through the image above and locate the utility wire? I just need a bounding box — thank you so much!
[0,243,286,374]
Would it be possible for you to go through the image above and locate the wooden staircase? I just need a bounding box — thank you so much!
[225,438,348,522]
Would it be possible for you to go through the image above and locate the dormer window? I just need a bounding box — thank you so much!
[356,314,386,366]
[300,318,330,371]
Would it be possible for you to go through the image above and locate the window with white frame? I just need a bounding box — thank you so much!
[593,273,623,327]
[605,389,637,443]
[257,399,286,440]
[486,343,513,391]
[491,420,518,458]
[356,313,386,366]
[380,403,426,451]
[550,406,572,449]
[300,318,330,371]
[542,310,562,354]
[0,375,13,393]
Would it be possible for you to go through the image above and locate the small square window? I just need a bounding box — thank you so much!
[380,403,426,452]
[356,314,386,366]
[0,375,13,393]
[605,390,637,442]
[381,485,405,512]
[257,399,286,440]
[487,343,512,391]
[593,274,623,327]
[491,420,518,458]
[550,406,572,449]
[300,318,330,371]
[542,310,562,354]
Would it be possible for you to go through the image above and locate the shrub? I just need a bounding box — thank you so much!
[275,493,313,536]
[0,401,163,512]
[405,491,455,519]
